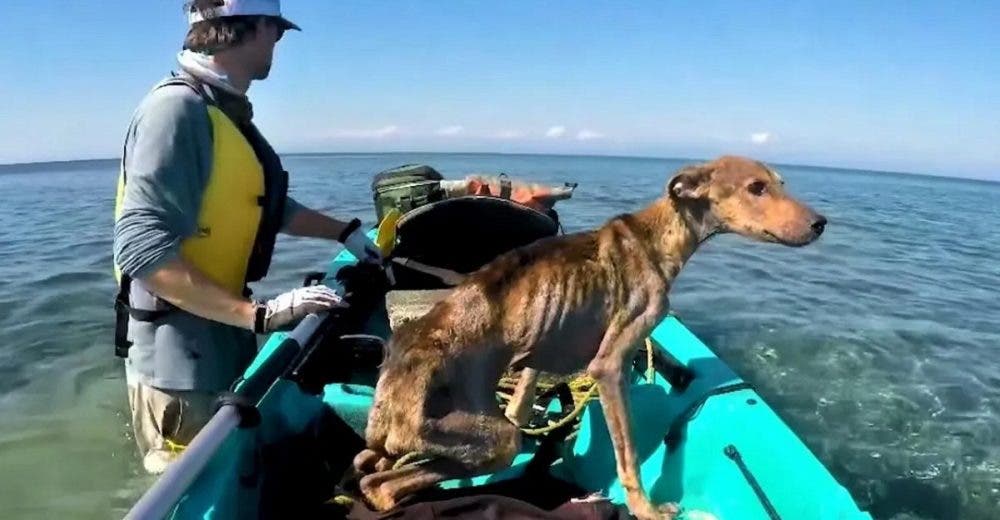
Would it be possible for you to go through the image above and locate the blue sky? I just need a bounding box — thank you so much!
[0,1,997,179]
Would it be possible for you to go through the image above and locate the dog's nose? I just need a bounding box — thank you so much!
[811,215,827,235]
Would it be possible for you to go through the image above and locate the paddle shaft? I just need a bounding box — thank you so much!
[124,405,241,520]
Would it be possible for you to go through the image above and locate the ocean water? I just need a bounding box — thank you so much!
[0,153,997,519]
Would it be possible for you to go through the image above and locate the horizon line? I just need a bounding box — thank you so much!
[0,149,996,185]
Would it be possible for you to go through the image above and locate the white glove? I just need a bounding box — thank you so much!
[253,285,347,333]
[340,218,383,264]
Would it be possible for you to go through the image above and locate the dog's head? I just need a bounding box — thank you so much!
[667,155,826,246]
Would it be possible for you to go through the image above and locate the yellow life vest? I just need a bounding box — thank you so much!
[113,76,288,357]
[114,104,265,295]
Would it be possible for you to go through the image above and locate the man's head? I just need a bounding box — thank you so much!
[183,0,300,81]
[667,155,827,247]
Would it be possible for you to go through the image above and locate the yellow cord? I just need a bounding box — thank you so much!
[496,337,658,436]
[327,495,356,506]
[495,371,601,436]
[164,438,187,454]
[392,451,435,470]
[518,382,599,436]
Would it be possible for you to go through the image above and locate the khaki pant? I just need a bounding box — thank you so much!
[127,382,217,474]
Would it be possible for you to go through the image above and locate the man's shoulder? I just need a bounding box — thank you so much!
[134,74,210,124]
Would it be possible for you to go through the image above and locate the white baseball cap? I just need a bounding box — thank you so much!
[187,0,301,31]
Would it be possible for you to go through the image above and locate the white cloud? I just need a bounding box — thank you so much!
[495,130,524,139]
[332,125,400,139]
[435,125,464,136]
[576,129,605,141]
[751,132,772,144]
[545,126,567,138]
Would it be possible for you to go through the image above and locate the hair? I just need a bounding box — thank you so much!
[183,1,267,54]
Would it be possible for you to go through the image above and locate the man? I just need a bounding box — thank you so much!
[113,0,383,474]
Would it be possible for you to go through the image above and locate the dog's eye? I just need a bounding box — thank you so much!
[747,181,767,196]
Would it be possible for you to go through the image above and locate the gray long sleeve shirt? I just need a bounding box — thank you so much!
[114,75,302,392]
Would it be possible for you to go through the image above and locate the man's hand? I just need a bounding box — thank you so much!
[255,285,347,333]
[340,219,384,264]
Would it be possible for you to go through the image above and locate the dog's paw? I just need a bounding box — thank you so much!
[353,449,382,474]
[359,476,398,512]
[375,456,394,472]
[656,502,681,519]
[630,500,680,520]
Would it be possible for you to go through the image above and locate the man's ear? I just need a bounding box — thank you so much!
[668,164,714,199]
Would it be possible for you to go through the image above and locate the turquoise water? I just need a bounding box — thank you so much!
[0,153,997,519]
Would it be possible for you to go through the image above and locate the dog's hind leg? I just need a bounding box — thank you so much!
[504,367,539,426]
[353,448,398,475]
[359,457,468,511]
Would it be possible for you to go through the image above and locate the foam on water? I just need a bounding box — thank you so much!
[0,153,997,519]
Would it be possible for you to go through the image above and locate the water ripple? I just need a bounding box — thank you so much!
[0,156,998,519]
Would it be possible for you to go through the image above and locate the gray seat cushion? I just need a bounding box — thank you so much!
[385,289,453,331]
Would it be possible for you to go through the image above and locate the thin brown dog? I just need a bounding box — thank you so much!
[353,155,827,519]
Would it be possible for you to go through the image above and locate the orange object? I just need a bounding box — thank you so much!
[461,175,576,212]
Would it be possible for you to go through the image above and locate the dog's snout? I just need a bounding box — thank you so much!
[811,215,827,235]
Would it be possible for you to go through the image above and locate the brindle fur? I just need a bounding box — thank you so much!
[354,155,827,519]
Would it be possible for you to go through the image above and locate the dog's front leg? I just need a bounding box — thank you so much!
[505,367,539,426]
[588,312,678,520]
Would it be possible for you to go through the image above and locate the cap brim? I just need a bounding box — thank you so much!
[276,16,301,31]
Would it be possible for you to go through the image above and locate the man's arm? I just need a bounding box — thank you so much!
[282,206,386,265]
[282,206,352,240]
[143,257,256,329]
[114,86,344,332]
[138,255,342,333]
[114,85,257,329]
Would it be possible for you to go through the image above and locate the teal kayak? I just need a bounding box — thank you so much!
[126,242,871,520]
[124,171,872,520]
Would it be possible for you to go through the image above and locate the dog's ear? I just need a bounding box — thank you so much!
[668,164,714,199]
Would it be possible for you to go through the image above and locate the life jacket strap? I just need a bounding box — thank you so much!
[113,279,133,358]
[113,274,173,358]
